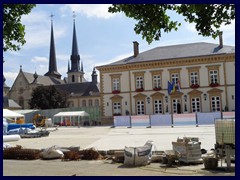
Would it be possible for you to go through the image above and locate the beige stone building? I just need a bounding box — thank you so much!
[96,36,235,120]
[8,19,100,109]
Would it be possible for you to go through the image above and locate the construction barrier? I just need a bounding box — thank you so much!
[113,111,234,128]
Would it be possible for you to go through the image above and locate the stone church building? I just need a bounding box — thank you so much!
[7,18,100,109]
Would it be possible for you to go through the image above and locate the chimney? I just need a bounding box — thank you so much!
[219,31,223,48]
[133,41,139,57]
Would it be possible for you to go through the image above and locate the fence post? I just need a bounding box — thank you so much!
[128,115,132,128]
[196,112,199,127]
[171,112,174,128]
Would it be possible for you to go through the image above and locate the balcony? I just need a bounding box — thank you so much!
[209,82,219,87]
[190,84,200,89]
[112,90,120,94]
[135,88,144,92]
[153,87,162,91]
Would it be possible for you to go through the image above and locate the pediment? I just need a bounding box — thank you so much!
[188,89,203,95]
[150,92,165,98]
[133,93,147,98]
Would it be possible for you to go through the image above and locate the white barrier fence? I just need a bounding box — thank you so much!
[113,112,235,127]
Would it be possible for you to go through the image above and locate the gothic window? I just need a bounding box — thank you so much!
[72,75,75,83]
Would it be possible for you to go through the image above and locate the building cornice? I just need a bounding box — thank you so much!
[96,54,235,73]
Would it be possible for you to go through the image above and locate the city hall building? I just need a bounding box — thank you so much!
[96,35,235,121]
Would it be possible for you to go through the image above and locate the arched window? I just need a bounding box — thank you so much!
[82,100,86,107]
[72,75,75,82]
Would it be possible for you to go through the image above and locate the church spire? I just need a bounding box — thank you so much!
[45,14,61,79]
[69,11,80,72]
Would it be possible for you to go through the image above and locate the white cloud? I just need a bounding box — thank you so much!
[4,72,18,85]
[61,4,116,19]
[95,52,133,67]
[21,10,67,50]
[21,10,49,24]
[31,56,48,63]
[57,54,69,61]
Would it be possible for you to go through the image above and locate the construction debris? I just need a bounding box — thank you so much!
[172,137,203,164]
[124,140,154,166]
[80,148,103,160]
[3,145,41,160]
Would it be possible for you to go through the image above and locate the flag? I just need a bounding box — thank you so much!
[176,80,181,92]
[171,80,176,93]
[168,81,173,95]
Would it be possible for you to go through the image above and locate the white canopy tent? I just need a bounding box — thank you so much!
[53,111,90,127]
[3,109,25,123]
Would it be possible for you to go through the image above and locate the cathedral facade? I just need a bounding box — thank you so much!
[8,18,100,109]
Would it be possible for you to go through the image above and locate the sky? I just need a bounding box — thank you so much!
[3,4,235,87]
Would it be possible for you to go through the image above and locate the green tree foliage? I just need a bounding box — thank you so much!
[29,85,68,109]
[108,4,235,44]
[3,4,36,52]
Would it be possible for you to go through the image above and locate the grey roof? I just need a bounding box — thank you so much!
[54,82,100,97]
[8,99,22,108]
[3,97,22,109]
[22,71,65,85]
[107,42,235,66]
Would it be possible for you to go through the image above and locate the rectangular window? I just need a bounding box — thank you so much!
[191,97,200,112]
[211,96,221,111]
[171,73,179,84]
[137,100,145,115]
[113,102,121,114]
[154,100,162,114]
[112,78,120,91]
[153,75,161,88]
[136,76,144,89]
[209,70,218,84]
[172,99,180,114]
[190,72,198,85]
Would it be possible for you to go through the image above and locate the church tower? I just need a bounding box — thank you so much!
[45,15,62,79]
[67,12,84,83]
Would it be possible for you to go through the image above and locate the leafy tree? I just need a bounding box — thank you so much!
[3,4,36,52]
[108,4,235,44]
[29,85,68,109]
